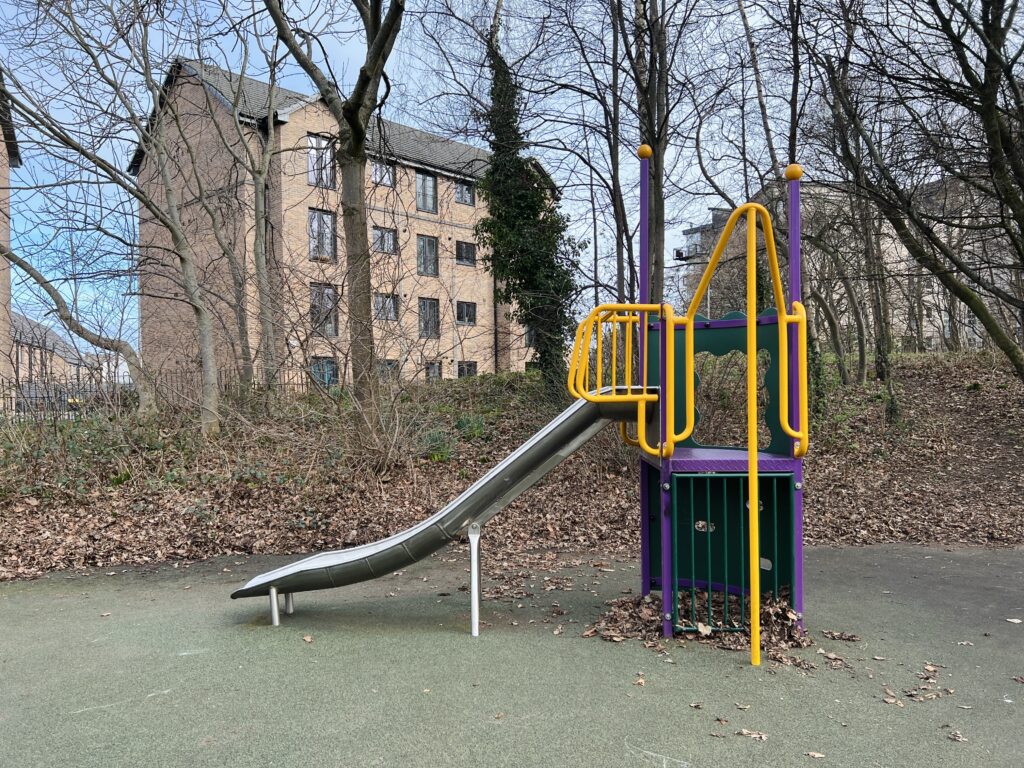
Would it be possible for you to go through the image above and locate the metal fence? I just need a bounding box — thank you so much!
[0,367,340,422]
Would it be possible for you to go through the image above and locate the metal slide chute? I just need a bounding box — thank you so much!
[231,395,635,601]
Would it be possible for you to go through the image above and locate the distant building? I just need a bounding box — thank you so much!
[675,181,992,354]
[131,60,533,384]
[10,312,95,383]
[1,67,23,381]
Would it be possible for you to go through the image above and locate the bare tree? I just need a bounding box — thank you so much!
[261,0,406,427]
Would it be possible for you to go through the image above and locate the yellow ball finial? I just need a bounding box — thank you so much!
[638,144,653,159]
[784,163,804,181]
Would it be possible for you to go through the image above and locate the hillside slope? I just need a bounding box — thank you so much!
[1,355,1021,580]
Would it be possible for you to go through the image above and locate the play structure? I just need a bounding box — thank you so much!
[232,147,809,666]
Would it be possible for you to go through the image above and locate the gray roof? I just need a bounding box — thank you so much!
[11,312,88,365]
[131,60,489,179]
[0,67,22,168]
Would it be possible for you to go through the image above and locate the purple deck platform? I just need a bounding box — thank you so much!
[660,446,801,474]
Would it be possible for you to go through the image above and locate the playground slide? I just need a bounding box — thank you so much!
[231,395,637,600]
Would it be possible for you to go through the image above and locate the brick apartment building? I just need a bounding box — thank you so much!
[131,61,532,385]
[1,68,22,381]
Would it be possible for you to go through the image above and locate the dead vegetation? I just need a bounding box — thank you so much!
[0,354,1022,581]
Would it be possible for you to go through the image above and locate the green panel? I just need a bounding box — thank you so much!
[645,311,790,455]
[646,472,795,626]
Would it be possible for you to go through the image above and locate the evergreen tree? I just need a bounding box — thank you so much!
[476,19,579,391]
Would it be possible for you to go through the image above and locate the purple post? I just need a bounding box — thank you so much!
[659,319,673,637]
[638,145,654,601]
[786,163,804,620]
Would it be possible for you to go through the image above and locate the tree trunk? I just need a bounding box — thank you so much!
[253,178,278,388]
[340,155,378,424]
[811,289,850,384]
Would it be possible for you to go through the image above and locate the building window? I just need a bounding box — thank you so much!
[307,134,335,188]
[372,226,398,255]
[455,241,477,266]
[419,297,440,339]
[372,161,396,188]
[416,171,437,213]
[374,292,399,321]
[456,301,477,326]
[308,209,336,262]
[525,326,537,348]
[309,356,339,387]
[377,359,400,378]
[457,361,478,378]
[310,282,339,337]
[424,361,442,381]
[455,180,475,206]
[417,235,439,276]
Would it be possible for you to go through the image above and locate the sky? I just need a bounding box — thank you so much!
[0,0,700,357]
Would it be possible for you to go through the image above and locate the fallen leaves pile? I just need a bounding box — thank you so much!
[582,591,814,664]
[1,354,1022,582]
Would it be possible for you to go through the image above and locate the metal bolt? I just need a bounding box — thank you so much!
[794,482,803,490]
[661,483,671,491]
[664,612,673,621]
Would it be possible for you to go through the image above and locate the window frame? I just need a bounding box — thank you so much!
[457,360,478,378]
[418,297,441,339]
[416,171,438,213]
[309,356,339,387]
[372,225,398,255]
[310,282,340,338]
[308,208,337,263]
[456,300,477,326]
[377,358,400,378]
[455,240,477,267]
[372,161,396,188]
[454,180,476,206]
[307,134,335,189]
[373,292,400,321]
[416,234,439,277]
[424,361,442,381]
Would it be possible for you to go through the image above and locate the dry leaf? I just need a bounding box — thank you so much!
[737,729,768,741]
[1007,619,1022,624]
[806,752,825,759]
[947,731,968,743]
[100,612,111,618]
[689,702,704,709]
[302,635,313,643]
[735,703,751,711]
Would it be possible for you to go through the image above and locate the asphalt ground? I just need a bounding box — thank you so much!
[1,544,1022,767]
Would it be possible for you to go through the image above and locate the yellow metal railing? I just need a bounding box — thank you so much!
[682,203,809,457]
[567,303,682,458]
[681,202,808,666]
[567,202,809,667]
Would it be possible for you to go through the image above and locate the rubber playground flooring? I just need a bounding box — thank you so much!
[1,544,1021,768]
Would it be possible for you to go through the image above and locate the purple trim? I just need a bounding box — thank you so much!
[788,173,805,626]
[693,316,778,330]
[659,314,673,637]
[640,460,651,596]
[667,447,801,474]
[793,463,804,623]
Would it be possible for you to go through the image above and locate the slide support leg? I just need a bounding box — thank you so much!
[284,593,295,615]
[269,586,280,627]
[469,522,482,637]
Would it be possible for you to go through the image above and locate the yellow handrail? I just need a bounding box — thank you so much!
[678,203,809,457]
[567,201,809,667]
[567,303,677,458]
